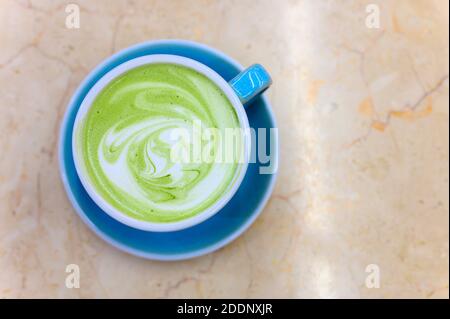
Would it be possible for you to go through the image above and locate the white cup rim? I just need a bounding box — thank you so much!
[72,54,251,232]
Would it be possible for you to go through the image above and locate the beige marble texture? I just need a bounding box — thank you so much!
[0,0,448,298]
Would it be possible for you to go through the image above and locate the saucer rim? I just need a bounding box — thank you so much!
[58,39,278,261]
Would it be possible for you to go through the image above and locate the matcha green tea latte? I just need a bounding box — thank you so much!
[75,63,245,223]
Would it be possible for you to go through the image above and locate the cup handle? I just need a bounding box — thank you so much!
[229,64,272,107]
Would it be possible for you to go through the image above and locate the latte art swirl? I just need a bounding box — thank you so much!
[77,64,244,222]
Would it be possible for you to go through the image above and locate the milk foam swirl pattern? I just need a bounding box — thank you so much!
[77,64,243,222]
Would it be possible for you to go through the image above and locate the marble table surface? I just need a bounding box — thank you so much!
[0,0,448,298]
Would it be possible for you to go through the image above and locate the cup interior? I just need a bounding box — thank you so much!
[72,54,251,232]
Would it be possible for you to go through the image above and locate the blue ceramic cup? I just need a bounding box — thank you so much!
[70,46,272,232]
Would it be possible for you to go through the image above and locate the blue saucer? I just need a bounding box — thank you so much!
[59,40,278,260]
